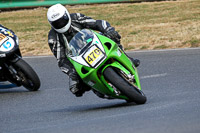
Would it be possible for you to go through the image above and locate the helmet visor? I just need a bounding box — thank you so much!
[51,13,69,29]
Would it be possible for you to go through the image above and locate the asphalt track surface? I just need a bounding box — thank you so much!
[0,48,200,133]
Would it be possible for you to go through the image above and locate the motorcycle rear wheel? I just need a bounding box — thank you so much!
[103,67,146,104]
[13,58,40,91]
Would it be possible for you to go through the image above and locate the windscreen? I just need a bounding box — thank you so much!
[68,29,94,57]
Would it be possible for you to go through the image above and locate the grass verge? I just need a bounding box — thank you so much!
[0,0,200,56]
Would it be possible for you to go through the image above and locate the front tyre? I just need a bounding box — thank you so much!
[13,58,41,91]
[103,67,146,104]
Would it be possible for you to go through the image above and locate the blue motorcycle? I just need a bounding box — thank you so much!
[0,30,40,91]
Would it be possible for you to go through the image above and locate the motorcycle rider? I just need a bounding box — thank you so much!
[47,4,140,97]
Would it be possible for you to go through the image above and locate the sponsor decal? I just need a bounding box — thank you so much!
[6,31,14,37]
[0,27,14,37]
[86,38,92,44]
[3,41,12,49]
[0,36,15,52]
[51,13,60,19]
[117,49,122,56]
[0,33,8,46]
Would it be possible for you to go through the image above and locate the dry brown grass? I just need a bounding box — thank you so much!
[0,0,200,56]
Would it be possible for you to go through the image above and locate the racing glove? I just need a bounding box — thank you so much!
[104,27,121,44]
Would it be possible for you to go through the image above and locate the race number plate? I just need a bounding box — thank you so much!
[0,33,8,46]
[83,45,105,67]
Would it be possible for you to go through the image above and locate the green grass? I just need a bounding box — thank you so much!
[153,45,168,49]
[124,46,135,50]
[183,38,200,47]
[140,45,149,49]
[0,0,200,55]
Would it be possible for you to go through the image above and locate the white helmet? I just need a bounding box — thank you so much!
[47,4,71,33]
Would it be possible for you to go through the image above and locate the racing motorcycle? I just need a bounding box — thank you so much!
[0,30,40,91]
[67,29,146,104]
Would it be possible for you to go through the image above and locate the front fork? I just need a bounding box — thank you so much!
[5,64,21,82]
[102,61,141,91]
[3,55,22,85]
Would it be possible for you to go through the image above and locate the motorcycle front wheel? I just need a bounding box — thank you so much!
[13,58,41,91]
[103,67,146,104]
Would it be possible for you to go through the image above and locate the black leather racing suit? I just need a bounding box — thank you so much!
[48,13,121,96]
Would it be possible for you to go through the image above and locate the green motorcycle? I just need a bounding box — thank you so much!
[67,29,146,104]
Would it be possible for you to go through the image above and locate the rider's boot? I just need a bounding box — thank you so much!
[69,78,91,97]
[69,79,85,97]
[129,58,140,67]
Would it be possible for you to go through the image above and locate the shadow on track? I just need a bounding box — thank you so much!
[47,101,138,113]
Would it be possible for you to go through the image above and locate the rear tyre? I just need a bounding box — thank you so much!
[103,67,146,104]
[13,58,40,91]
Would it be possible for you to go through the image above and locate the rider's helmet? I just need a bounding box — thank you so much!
[47,4,71,33]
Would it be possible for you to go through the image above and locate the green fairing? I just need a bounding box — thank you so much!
[68,30,142,100]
